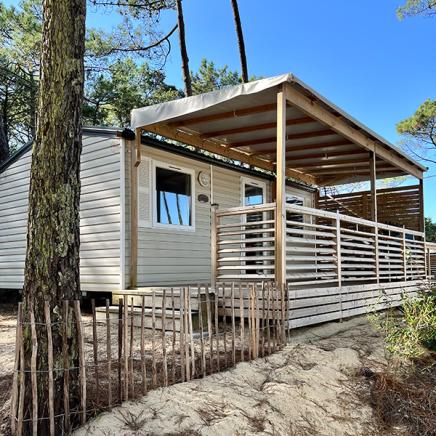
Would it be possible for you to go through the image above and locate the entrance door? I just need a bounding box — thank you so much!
[242,178,266,274]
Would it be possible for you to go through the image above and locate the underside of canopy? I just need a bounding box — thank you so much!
[131,73,426,186]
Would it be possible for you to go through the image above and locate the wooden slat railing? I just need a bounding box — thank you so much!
[214,203,276,281]
[214,202,427,286]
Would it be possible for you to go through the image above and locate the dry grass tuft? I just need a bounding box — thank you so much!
[116,409,148,432]
[360,358,436,436]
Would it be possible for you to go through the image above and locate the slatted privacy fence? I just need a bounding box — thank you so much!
[318,185,423,232]
[10,284,289,435]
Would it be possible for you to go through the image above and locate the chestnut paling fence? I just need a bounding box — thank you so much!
[10,283,292,435]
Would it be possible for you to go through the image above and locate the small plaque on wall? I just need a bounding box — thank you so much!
[198,194,209,203]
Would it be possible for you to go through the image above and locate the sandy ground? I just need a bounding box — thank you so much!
[74,316,388,436]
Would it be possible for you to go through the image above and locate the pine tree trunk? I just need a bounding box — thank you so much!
[21,0,86,434]
[230,0,248,83]
[0,114,8,163]
[175,0,192,97]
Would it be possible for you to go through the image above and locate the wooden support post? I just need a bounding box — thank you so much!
[419,178,425,233]
[275,88,287,288]
[370,151,377,222]
[130,129,142,288]
[117,299,122,403]
[140,295,146,395]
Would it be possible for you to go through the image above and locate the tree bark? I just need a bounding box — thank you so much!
[175,0,192,96]
[230,0,248,83]
[21,0,86,434]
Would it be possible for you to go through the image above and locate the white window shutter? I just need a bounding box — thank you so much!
[138,156,152,227]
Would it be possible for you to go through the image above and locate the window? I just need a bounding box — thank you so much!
[286,194,304,223]
[153,163,194,229]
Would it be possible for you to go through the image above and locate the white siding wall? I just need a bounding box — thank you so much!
[0,131,122,292]
[125,142,315,287]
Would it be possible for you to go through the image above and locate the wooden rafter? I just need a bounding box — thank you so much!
[230,129,335,149]
[168,103,276,127]
[201,116,313,138]
[294,157,384,170]
[250,140,353,156]
[284,83,423,179]
[142,122,317,185]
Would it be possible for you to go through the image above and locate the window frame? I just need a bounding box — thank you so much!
[151,160,196,232]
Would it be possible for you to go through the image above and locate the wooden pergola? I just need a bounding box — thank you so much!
[129,74,426,288]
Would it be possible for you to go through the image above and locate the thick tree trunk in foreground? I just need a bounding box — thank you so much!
[175,0,192,97]
[21,0,86,434]
[230,0,248,83]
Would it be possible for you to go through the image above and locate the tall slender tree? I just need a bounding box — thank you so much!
[175,0,192,96]
[21,0,86,433]
[230,0,248,83]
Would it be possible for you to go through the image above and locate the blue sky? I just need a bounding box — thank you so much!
[6,1,436,219]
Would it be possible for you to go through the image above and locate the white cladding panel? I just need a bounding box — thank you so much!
[0,132,122,292]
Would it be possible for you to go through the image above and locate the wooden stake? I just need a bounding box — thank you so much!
[17,303,25,436]
[30,308,38,436]
[266,284,271,354]
[73,300,86,424]
[222,285,228,367]
[261,284,266,357]
[205,285,213,372]
[231,283,236,366]
[151,290,157,387]
[140,295,147,395]
[187,287,195,377]
[62,301,70,433]
[171,289,176,384]
[198,286,206,377]
[129,298,134,397]
[248,286,252,359]
[239,283,245,362]
[91,299,100,400]
[117,299,122,403]
[123,295,129,400]
[180,288,186,382]
[162,289,168,386]
[44,302,55,436]
[184,287,191,380]
[10,303,22,435]
[106,299,112,410]
[214,284,220,371]
[255,285,260,358]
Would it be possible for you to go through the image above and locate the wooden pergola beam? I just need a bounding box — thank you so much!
[250,140,352,156]
[142,122,317,185]
[168,103,276,127]
[230,129,335,148]
[294,157,383,170]
[201,116,313,139]
[285,149,368,163]
[284,83,423,179]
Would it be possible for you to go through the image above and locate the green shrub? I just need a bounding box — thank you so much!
[368,291,436,360]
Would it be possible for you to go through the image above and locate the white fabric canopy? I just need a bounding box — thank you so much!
[131,73,293,130]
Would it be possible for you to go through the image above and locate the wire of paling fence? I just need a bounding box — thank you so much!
[10,282,289,435]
